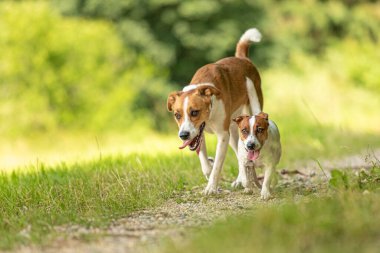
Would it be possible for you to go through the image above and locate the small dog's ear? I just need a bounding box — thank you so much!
[257,112,269,121]
[167,91,182,112]
[232,115,247,125]
[197,86,221,97]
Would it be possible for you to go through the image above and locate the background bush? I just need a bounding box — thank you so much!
[52,0,380,84]
[0,0,379,137]
[0,1,171,135]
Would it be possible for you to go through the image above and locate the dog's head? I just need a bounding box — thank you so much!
[233,112,269,161]
[167,85,220,153]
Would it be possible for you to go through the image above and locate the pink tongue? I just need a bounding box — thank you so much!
[179,140,192,149]
[248,150,260,161]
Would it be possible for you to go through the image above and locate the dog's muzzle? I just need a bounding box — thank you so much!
[178,122,206,154]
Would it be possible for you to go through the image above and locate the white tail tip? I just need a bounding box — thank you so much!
[239,28,262,43]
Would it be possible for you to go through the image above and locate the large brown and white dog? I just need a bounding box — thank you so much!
[167,28,263,194]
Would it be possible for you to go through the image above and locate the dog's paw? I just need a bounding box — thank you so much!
[231,180,242,188]
[203,183,218,195]
[243,187,254,194]
[260,188,272,200]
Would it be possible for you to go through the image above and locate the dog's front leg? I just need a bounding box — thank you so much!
[232,140,246,188]
[261,165,274,200]
[203,131,229,195]
[243,165,255,193]
[231,160,244,188]
[198,133,212,180]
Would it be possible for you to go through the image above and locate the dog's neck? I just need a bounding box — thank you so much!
[208,95,216,120]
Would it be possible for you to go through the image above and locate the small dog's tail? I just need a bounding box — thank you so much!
[235,28,262,59]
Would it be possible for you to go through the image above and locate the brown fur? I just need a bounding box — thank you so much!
[168,87,221,129]
[235,40,251,58]
[181,57,263,130]
[233,113,269,147]
[254,112,269,146]
[232,115,250,140]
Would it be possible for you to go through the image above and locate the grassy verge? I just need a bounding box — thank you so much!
[0,132,379,250]
[0,153,210,249]
[164,165,380,253]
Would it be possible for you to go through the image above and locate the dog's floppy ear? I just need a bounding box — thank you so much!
[256,112,269,121]
[197,85,221,97]
[233,115,249,125]
[167,91,182,112]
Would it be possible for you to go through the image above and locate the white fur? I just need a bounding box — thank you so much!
[206,96,225,132]
[239,28,262,43]
[246,77,261,115]
[229,104,250,188]
[199,96,230,195]
[243,116,262,150]
[182,83,215,92]
[204,130,229,194]
[236,119,281,200]
[198,132,212,179]
[182,84,197,92]
[178,97,198,140]
[198,96,227,181]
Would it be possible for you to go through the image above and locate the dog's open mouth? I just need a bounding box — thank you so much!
[247,149,260,161]
[178,122,206,155]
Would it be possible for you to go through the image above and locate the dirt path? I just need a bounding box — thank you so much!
[14,149,380,253]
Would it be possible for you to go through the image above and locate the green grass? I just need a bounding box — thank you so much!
[0,129,379,250]
[164,166,380,253]
[0,153,210,249]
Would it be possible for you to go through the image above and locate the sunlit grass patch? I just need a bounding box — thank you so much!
[0,129,181,171]
[0,153,205,249]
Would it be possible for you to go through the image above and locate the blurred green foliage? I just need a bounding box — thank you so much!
[0,1,171,135]
[0,0,379,136]
[52,0,380,85]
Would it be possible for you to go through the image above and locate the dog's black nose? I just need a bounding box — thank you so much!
[179,131,190,140]
[247,142,255,150]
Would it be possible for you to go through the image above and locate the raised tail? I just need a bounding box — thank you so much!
[235,28,262,59]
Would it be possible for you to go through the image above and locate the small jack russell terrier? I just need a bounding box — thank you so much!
[232,112,281,200]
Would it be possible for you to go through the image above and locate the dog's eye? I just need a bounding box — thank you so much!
[241,128,248,135]
[190,110,200,117]
[175,113,181,120]
[257,127,264,133]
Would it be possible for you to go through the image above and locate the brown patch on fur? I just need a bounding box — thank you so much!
[167,91,183,112]
[189,57,263,130]
[233,115,251,140]
[233,113,270,147]
[168,87,217,129]
[185,89,213,129]
[235,40,250,59]
[254,113,269,146]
